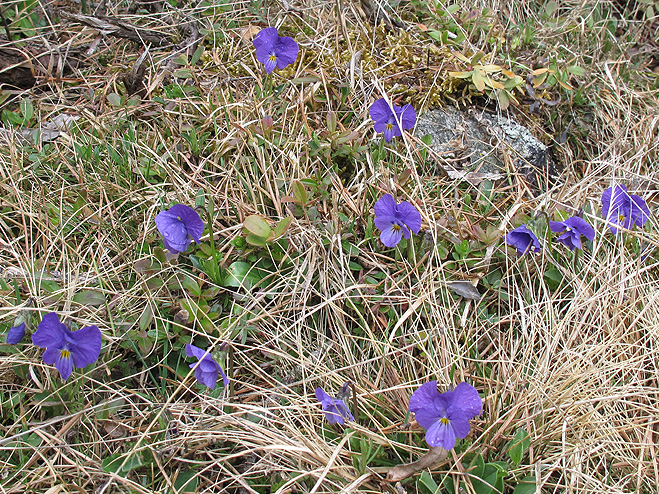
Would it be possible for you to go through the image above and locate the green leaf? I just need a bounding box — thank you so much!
[472,463,505,494]
[190,45,204,65]
[173,68,194,78]
[181,276,201,297]
[469,453,485,478]
[107,93,123,107]
[245,233,267,247]
[224,262,264,289]
[243,215,271,238]
[567,65,586,76]
[273,215,293,238]
[20,99,33,123]
[543,266,562,291]
[472,69,486,91]
[446,281,481,300]
[496,89,510,110]
[544,0,558,17]
[73,290,106,306]
[172,470,198,493]
[102,450,150,474]
[96,398,126,420]
[513,476,537,494]
[139,305,154,331]
[417,471,441,494]
[508,429,530,465]
[291,180,308,205]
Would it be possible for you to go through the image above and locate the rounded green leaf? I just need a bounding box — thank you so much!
[243,215,271,238]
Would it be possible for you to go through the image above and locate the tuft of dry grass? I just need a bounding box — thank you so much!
[1,0,658,492]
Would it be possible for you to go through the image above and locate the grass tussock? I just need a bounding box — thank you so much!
[1,0,658,492]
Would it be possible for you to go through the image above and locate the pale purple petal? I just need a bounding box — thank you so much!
[323,400,353,425]
[396,104,417,130]
[409,381,451,430]
[186,343,209,360]
[425,419,456,449]
[264,57,277,74]
[450,382,482,419]
[374,194,396,218]
[396,201,422,234]
[315,387,333,407]
[163,236,190,254]
[195,366,218,389]
[369,98,394,125]
[275,36,299,68]
[253,27,278,56]
[563,216,595,240]
[32,312,66,349]
[169,204,204,243]
[505,225,541,255]
[186,344,227,388]
[374,216,394,231]
[54,352,74,380]
[556,231,581,250]
[155,211,189,252]
[446,411,471,439]
[383,124,396,142]
[380,224,403,247]
[602,185,631,233]
[70,325,102,368]
[7,322,26,344]
[42,347,60,365]
[630,194,651,227]
[315,387,353,424]
[218,366,229,387]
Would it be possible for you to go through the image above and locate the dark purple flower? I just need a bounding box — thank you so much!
[369,98,416,142]
[185,343,228,389]
[505,225,541,255]
[315,387,354,425]
[253,27,299,74]
[602,184,651,234]
[409,381,482,450]
[31,312,102,380]
[155,204,204,254]
[374,194,422,247]
[549,216,595,251]
[6,321,26,344]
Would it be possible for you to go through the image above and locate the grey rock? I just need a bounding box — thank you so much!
[415,106,558,193]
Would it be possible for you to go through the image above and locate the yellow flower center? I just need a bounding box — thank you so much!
[440,417,450,425]
[177,216,182,221]
[385,123,393,130]
[60,349,71,358]
[392,224,401,231]
[269,54,277,62]
[618,214,626,222]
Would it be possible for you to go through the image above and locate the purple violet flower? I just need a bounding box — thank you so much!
[369,98,416,142]
[505,225,541,255]
[601,184,651,234]
[31,312,102,380]
[253,27,299,74]
[6,321,26,345]
[315,387,354,425]
[185,343,229,389]
[549,216,595,251]
[374,194,422,248]
[409,381,482,450]
[155,204,204,254]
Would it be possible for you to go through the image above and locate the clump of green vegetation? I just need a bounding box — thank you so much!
[0,0,658,493]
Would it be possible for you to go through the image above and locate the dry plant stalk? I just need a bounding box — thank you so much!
[385,447,449,482]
